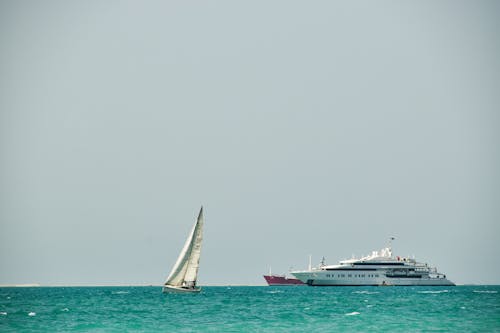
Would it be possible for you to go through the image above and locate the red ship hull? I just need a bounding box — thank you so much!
[263,275,304,286]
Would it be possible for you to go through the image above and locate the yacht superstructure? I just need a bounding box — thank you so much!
[291,240,454,286]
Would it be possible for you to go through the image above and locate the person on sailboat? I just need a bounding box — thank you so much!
[182,281,195,289]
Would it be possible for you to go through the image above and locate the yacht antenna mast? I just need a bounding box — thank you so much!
[388,237,395,257]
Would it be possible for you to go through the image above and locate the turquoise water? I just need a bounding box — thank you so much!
[1,286,499,332]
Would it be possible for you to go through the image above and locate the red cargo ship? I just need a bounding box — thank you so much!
[263,274,304,286]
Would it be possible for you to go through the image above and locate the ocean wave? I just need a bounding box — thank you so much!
[0,312,7,315]
[62,308,70,312]
[473,290,497,294]
[345,311,360,316]
[417,290,449,294]
[112,291,130,295]
[28,312,36,316]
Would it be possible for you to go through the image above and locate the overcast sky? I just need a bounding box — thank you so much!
[1,0,499,286]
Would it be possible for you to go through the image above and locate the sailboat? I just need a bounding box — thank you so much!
[163,206,204,293]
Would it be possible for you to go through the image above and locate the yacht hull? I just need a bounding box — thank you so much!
[292,271,455,286]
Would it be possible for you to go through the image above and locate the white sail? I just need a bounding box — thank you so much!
[183,208,203,284]
[164,207,204,288]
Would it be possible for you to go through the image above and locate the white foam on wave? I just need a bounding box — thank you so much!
[268,290,283,294]
[366,305,374,308]
[28,312,36,316]
[62,308,69,312]
[417,290,449,294]
[345,311,360,316]
[352,291,379,294]
[0,312,7,315]
[112,291,130,295]
[473,290,497,294]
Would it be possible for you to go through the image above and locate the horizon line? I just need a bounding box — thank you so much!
[0,283,494,287]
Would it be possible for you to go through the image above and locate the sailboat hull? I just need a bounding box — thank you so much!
[162,285,202,294]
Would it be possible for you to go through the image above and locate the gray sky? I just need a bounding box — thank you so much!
[1,0,499,286]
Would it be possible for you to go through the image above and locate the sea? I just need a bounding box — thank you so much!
[1,285,499,332]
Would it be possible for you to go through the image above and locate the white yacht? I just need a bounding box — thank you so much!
[291,239,454,286]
